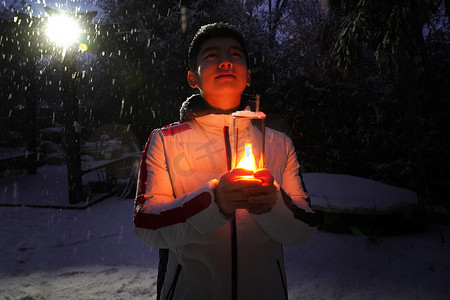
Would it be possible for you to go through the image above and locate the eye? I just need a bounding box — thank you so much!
[231,51,242,58]
[205,52,217,59]
[230,48,244,58]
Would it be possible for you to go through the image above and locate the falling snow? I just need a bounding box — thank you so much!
[1,1,449,298]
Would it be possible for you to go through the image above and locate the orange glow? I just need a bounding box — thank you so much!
[236,143,256,171]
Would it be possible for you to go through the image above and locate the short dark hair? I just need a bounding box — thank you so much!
[188,22,249,71]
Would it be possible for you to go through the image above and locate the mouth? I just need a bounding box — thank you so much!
[216,73,235,79]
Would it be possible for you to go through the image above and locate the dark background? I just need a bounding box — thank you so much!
[1,0,449,208]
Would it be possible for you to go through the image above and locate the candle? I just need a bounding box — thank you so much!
[236,143,256,171]
[232,105,266,180]
[235,143,261,181]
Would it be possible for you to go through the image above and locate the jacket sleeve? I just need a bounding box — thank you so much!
[252,135,317,245]
[134,129,230,248]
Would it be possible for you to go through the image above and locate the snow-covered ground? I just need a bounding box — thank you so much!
[1,166,449,299]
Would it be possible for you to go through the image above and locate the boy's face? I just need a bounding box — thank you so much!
[188,37,251,110]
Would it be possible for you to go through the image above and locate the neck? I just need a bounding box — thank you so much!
[203,93,241,111]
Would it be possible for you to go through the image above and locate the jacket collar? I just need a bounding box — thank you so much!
[179,94,256,122]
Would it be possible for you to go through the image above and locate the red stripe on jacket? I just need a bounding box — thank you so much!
[161,122,191,136]
[134,192,212,230]
[280,189,318,227]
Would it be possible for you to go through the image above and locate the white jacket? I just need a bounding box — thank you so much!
[134,111,317,300]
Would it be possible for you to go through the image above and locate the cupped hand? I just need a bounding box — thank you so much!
[245,169,277,214]
[214,168,262,217]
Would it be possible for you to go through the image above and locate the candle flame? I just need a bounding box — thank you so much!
[236,143,256,171]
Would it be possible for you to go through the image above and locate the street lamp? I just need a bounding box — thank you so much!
[45,14,81,52]
[44,7,96,54]
[44,7,97,204]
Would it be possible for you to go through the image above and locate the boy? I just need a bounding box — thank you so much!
[134,23,317,300]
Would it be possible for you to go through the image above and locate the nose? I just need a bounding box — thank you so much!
[219,55,232,69]
[220,62,232,68]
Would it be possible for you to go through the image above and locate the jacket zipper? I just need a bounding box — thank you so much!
[277,259,288,300]
[224,126,238,300]
[166,264,182,300]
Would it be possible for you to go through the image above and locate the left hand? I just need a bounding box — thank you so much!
[214,168,262,217]
[245,169,277,214]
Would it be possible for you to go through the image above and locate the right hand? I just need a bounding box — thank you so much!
[214,169,262,217]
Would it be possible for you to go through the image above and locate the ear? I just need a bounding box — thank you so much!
[187,71,199,88]
[246,69,251,87]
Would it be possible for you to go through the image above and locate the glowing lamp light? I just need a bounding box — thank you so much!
[46,15,81,48]
[232,97,266,179]
[236,143,257,171]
